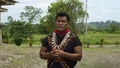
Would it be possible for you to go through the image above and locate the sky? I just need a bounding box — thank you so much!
[1,0,120,23]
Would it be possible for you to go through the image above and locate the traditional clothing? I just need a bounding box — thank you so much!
[42,29,82,68]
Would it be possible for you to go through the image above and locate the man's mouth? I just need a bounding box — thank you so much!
[57,26,63,28]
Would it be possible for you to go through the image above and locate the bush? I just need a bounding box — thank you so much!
[14,38,23,46]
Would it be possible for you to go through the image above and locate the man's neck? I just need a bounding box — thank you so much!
[54,29,70,36]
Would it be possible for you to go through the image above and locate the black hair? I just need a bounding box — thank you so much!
[55,12,70,22]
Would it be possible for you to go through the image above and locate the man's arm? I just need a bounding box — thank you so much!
[39,46,58,59]
[56,46,82,61]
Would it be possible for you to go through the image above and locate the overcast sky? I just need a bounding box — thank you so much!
[1,0,120,23]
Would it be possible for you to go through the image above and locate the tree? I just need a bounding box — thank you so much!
[2,16,14,44]
[20,6,42,46]
[88,20,120,33]
[2,24,9,44]
[110,23,118,33]
[39,16,51,34]
[20,6,42,23]
[24,23,34,47]
[8,20,25,46]
[2,19,35,46]
[7,16,14,22]
[40,0,86,34]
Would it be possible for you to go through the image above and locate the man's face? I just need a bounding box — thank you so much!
[55,16,69,31]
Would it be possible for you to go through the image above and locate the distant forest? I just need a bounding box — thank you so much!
[88,20,120,29]
[76,20,120,34]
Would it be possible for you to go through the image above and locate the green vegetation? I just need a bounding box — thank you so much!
[2,0,87,46]
[12,33,119,47]
[13,37,23,46]
[82,33,120,45]
[2,27,120,46]
[1,0,120,46]
[39,0,86,34]
[88,20,120,34]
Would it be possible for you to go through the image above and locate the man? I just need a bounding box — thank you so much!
[39,12,82,68]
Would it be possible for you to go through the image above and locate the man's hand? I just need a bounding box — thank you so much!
[55,49,64,57]
[52,46,65,58]
[50,50,58,58]
[40,46,62,59]
[51,46,82,61]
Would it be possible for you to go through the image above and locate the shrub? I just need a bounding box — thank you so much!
[14,38,23,46]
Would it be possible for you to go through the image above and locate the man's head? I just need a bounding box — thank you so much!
[55,12,70,31]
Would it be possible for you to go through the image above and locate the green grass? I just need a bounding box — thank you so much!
[79,33,120,45]
[8,32,120,46]
[20,34,46,46]
[33,34,46,45]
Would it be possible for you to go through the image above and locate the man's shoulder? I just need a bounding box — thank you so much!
[47,33,53,38]
[70,33,78,38]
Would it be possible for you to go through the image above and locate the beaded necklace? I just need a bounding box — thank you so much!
[51,31,70,49]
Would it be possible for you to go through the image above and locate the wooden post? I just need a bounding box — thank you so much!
[85,0,88,47]
[0,12,2,44]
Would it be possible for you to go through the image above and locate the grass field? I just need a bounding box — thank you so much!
[0,45,120,68]
[20,33,120,46]
[79,33,120,45]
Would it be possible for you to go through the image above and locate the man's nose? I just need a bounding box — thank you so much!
[59,21,63,24]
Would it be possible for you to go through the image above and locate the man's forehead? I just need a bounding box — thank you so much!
[57,16,67,19]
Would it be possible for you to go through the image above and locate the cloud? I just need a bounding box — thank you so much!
[95,6,113,14]
[1,0,56,22]
[87,6,117,22]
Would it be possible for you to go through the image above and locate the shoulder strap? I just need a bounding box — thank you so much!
[47,34,53,47]
[69,33,77,39]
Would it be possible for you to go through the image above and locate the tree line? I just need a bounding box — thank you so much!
[88,20,120,33]
[2,0,86,46]
[1,0,120,46]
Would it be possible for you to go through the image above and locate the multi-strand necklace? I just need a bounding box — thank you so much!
[51,31,70,49]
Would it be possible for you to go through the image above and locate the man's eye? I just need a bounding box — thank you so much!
[57,20,60,22]
[62,20,65,23]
